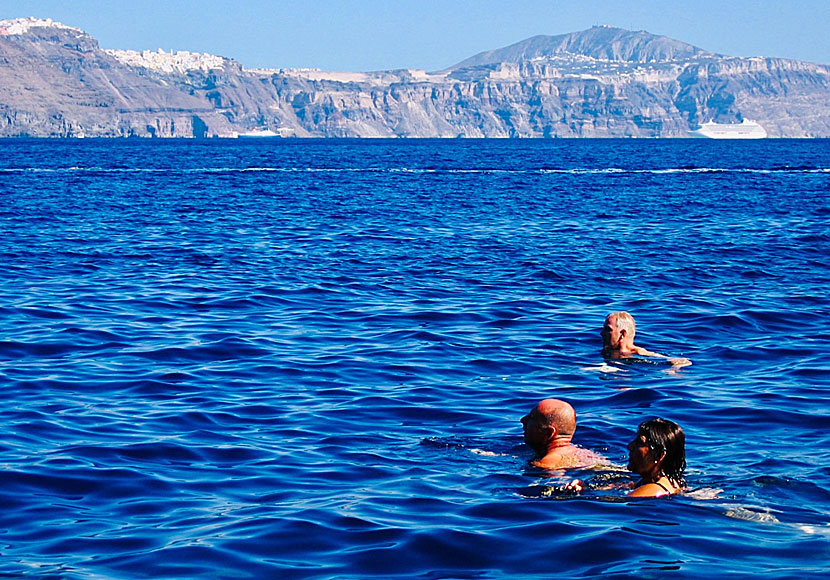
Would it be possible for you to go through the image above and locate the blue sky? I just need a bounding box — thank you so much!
[1,1,828,70]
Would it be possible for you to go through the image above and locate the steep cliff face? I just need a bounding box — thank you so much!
[673,58,830,137]
[1,19,828,137]
[0,18,233,137]
[203,53,829,138]
[250,73,687,138]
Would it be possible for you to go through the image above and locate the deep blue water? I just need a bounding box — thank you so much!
[1,138,829,579]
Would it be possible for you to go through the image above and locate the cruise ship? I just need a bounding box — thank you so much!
[689,119,768,139]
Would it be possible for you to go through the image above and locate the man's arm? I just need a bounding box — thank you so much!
[667,357,692,368]
[633,346,692,367]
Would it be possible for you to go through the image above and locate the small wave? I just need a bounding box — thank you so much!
[126,337,271,362]
[470,448,507,457]
[797,524,830,536]
[685,487,724,500]
[581,363,623,373]
[724,505,781,523]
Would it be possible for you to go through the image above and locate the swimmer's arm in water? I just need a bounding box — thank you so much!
[665,356,692,368]
[632,346,692,368]
[660,354,692,368]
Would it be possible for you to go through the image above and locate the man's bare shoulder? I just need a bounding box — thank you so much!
[574,447,610,467]
[534,446,608,470]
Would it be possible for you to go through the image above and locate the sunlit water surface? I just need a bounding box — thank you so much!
[1,139,829,578]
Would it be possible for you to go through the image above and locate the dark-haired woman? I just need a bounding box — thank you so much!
[627,418,686,497]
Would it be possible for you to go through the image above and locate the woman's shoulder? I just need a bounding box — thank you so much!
[629,478,677,497]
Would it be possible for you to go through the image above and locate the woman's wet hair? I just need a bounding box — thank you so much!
[637,418,686,486]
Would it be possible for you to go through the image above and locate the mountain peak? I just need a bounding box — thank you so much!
[449,26,712,69]
[105,48,231,74]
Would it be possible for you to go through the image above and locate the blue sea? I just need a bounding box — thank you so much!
[1,138,829,579]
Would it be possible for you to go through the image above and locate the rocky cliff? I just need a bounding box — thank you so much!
[1,18,828,137]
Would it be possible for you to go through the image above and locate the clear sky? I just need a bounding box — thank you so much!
[1,1,828,71]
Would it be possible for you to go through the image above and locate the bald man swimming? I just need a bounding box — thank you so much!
[520,399,606,469]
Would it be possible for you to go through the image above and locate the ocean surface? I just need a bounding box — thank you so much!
[1,138,829,579]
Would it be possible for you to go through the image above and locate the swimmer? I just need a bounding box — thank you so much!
[627,418,686,497]
[520,398,606,470]
[601,311,692,368]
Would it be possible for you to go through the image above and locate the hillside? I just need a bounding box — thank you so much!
[448,26,712,69]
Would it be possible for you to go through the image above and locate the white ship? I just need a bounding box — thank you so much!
[689,119,767,139]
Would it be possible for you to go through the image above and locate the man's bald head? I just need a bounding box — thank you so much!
[521,398,599,466]
[536,398,577,439]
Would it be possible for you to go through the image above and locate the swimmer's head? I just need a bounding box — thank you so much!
[602,311,636,349]
[632,418,686,485]
[521,399,576,453]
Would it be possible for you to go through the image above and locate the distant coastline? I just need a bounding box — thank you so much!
[1,18,829,138]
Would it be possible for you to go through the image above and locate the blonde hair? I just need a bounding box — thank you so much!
[609,311,636,335]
